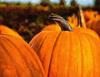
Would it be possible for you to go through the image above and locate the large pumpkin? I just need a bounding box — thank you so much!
[29,14,100,77]
[0,30,45,77]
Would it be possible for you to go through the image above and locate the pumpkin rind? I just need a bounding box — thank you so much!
[0,25,22,38]
[42,24,61,31]
[0,33,45,77]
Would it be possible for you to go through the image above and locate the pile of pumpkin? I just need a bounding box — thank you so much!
[0,8,100,77]
[67,9,100,36]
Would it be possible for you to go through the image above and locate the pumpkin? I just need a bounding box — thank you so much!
[84,10,99,22]
[89,20,100,36]
[42,23,61,31]
[84,11,100,36]
[0,31,45,77]
[0,25,22,38]
[29,14,100,77]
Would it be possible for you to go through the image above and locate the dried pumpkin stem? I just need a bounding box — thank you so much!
[48,13,72,31]
[78,6,86,28]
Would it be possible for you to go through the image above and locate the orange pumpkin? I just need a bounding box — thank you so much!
[84,10,99,22]
[42,23,61,31]
[0,25,22,38]
[89,20,100,36]
[84,10,100,36]
[29,14,100,77]
[0,30,45,77]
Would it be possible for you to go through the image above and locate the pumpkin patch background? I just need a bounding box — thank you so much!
[0,0,99,42]
[0,0,100,77]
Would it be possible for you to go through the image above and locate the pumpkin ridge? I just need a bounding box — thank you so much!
[82,32,99,40]
[48,32,61,77]
[29,32,49,76]
[38,33,51,60]
[2,36,46,77]
[23,37,46,77]
[78,33,84,77]
[30,32,48,54]
[23,44,46,77]
[79,33,96,77]
[35,34,48,55]
[66,32,73,77]
[0,25,22,39]
[64,32,82,77]
[1,39,32,76]
[0,34,22,40]
[88,36,95,77]
[83,34,97,77]
[13,45,34,77]
[90,37,100,76]
[0,36,43,77]
[0,39,20,77]
[0,33,46,77]
[35,31,61,77]
[2,37,35,76]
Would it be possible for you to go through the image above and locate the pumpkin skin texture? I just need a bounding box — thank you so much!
[29,14,100,77]
[43,24,99,40]
[0,25,22,38]
[74,28,99,39]
[42,24,61,31]
[0,33,45,77]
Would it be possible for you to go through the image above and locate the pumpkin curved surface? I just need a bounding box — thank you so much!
[0,25,22,38]
[30,27,100,77]
[0,33,45,77]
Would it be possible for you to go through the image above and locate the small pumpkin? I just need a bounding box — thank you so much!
[84,11,100,36]
[29,14,100,77]
[84,10,99,22]
[42,23,61,31]
[0,25,22,38]
[0,31,45,77]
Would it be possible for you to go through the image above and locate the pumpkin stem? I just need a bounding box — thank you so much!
[48,13,72,31]
[78,6,86,28]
